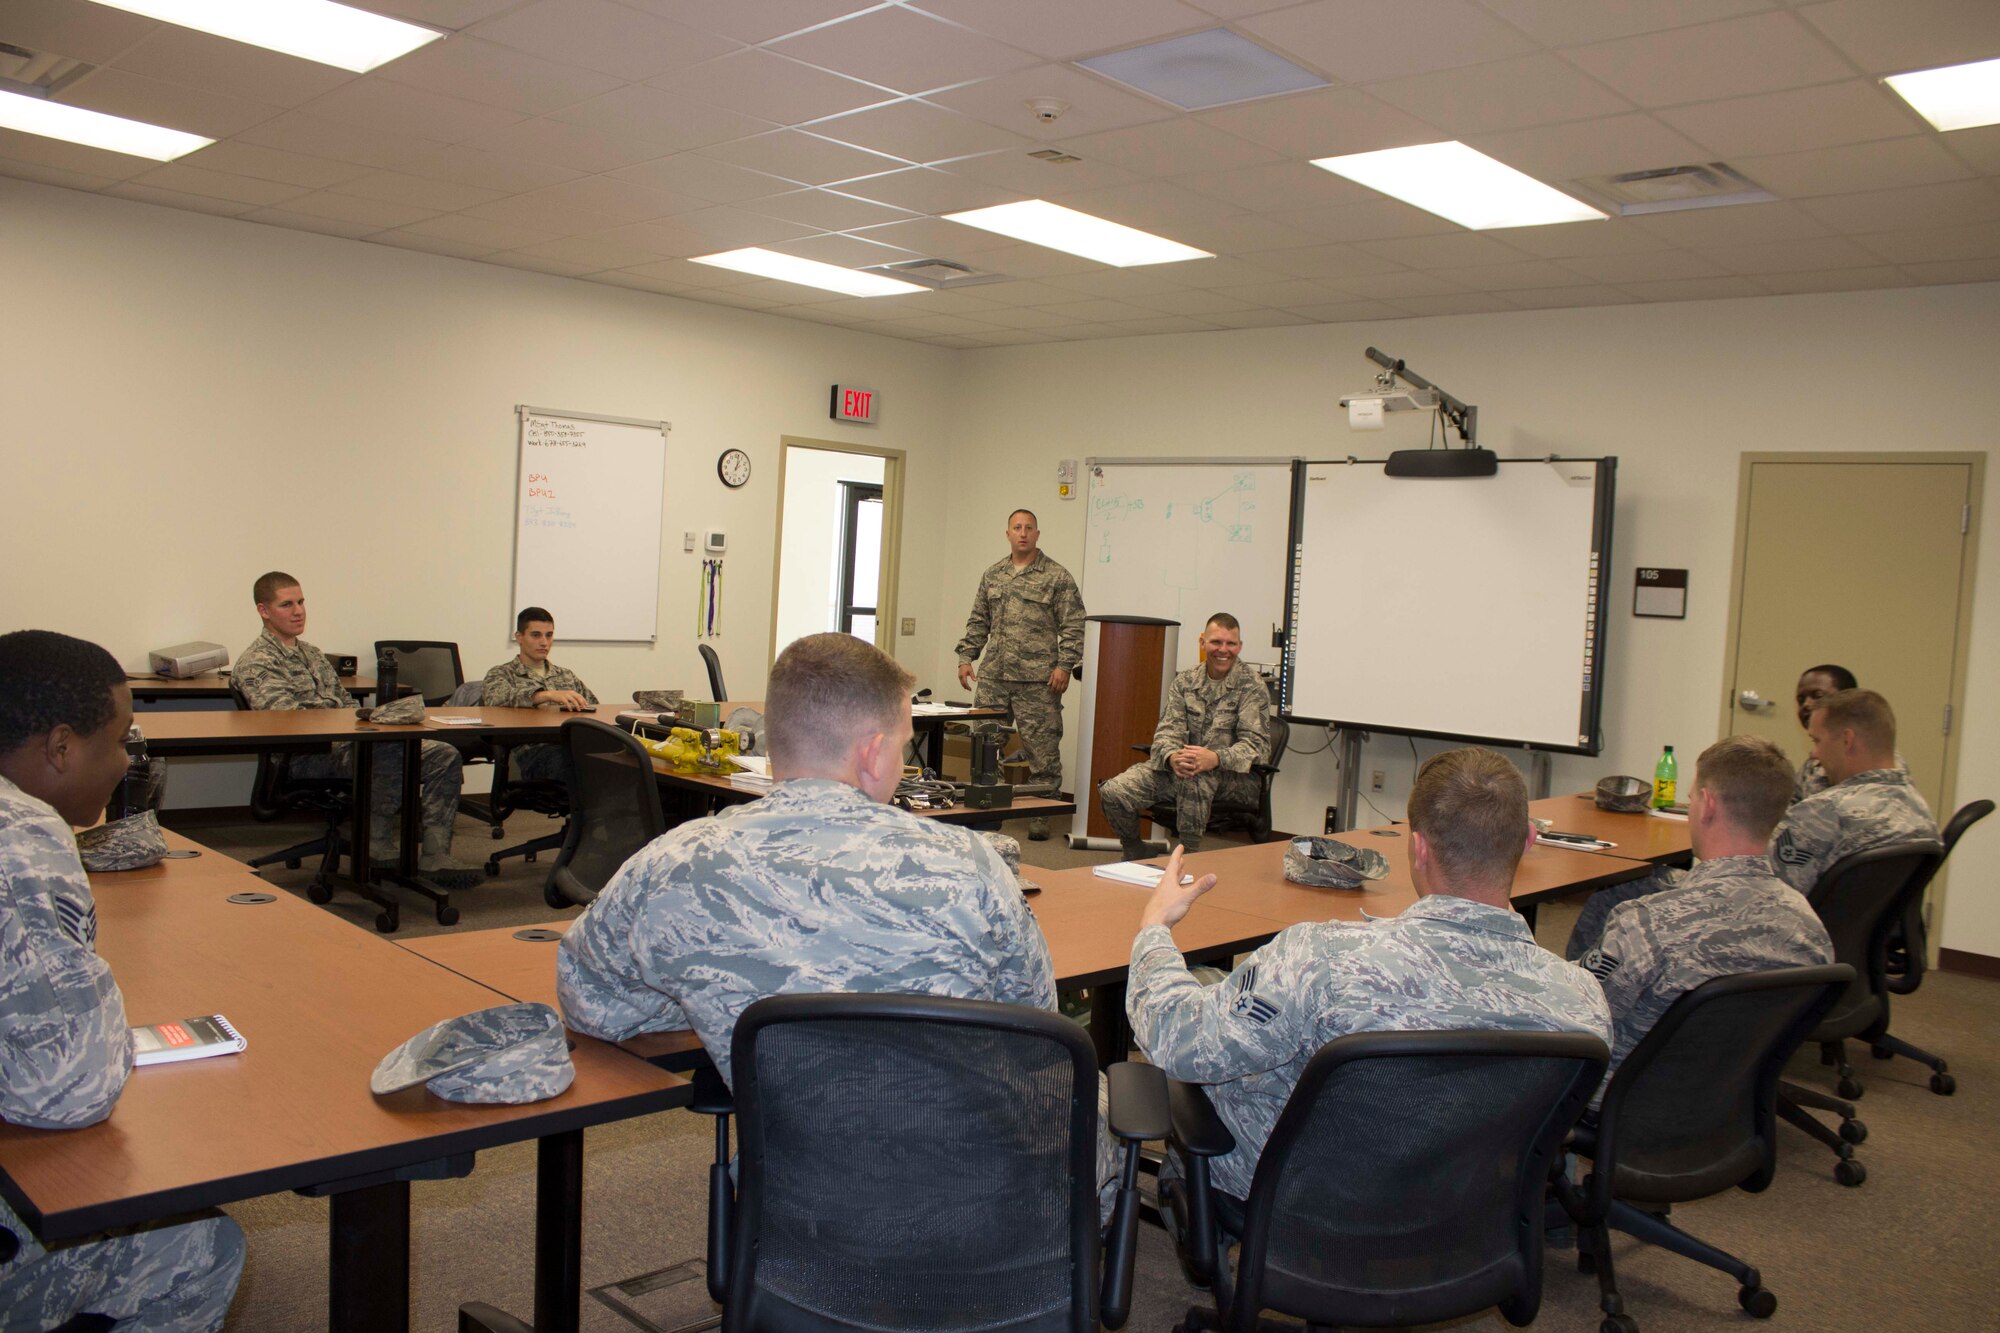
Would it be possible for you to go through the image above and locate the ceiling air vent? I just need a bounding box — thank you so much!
[1029,148,1082,164]
[859,258,1007,290]
[1577,162,1775,216]
[0,42,90,96]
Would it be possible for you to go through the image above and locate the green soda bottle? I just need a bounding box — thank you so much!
[1652,745,1678,809]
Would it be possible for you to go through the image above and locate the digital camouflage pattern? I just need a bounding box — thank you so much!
[233,627,351,711]
[0,775,244,1332]
[1100,660,1270,853]
[975,678,1066,792]
[1565,865,1685,962]
[1281,836,1390,889]
[75,811,168,873]
[958,552,1085,793]
[366,692,426,725]
[1128,895,1610,1200]
[1770,768,1937,895]
[481,658,599,710]
[977,831,1040,895]
[1581,853,1832,1101]
[1794,750,1906,802]
[372,1002,575,1104]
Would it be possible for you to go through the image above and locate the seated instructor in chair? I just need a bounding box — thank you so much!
[235,571,481,889]
[1099,612,1269,860]
[481,606,597,782]
[0,630,245,1331]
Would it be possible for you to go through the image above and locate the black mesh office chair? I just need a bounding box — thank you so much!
[1778,841,1944,1184]
[699,643,728,701]
[700,993,1165,1333]
[1161,1030,1606,1333]
[542,718,667,910]
[1146,718,1291,846]
[372,640,464,705]
[1883,799,1992,1002]
[447,681,572,877]
[231,680,353,904]
[1557,965,1852,1333]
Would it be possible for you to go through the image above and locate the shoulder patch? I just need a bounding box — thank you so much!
[1228,964,1280,1025]
[1582,948,1620,981]
[1773,831,1812,866]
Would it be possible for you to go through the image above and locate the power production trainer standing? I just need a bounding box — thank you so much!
[956,508,1085,840]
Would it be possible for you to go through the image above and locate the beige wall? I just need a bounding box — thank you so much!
[941,286,2000,956]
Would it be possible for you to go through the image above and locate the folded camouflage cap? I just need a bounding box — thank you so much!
[1594,776,1652,813]
[76,811,168,872]
[979,831,1041,894]
[634,689,684,712]
[367,692,427,725]
[371,1002,575,1104]
[1283,836,1390,888]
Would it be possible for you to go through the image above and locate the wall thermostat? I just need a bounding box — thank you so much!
[704,531,727,553]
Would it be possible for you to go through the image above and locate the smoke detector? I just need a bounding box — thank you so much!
[1026,97,1069,123]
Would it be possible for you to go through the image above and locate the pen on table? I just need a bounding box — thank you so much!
[1538,830,1612,849]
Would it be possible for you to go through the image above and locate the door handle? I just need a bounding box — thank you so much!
[1738,689,1778,713]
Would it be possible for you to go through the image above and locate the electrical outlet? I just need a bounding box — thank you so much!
[900,617,916,635]
[1370,769,1386,792]
[1324,806,1339,834]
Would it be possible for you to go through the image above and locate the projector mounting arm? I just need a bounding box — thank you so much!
[1363,346,1478,446]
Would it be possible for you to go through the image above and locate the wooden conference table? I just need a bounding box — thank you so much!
[0,832,688,1333]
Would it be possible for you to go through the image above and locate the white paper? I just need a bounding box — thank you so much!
[1091,861,1194,888]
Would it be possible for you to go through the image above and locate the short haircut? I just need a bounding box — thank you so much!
[1692,735,1794,839]
[1204,612,1241,634]
[0,630,128,752]
[253,571,299,605]
[1407,747,1528,885]
[1803,663,1858,691]
[1008,508,1038,527]
[1810,688,1896,753]
[765,633,913,769]
[516,607,554,633]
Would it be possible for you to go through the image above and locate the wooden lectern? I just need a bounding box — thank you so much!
[1070,616,1180,845]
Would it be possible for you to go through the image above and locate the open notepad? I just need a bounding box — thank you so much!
[1092,862,1195,888]
[133,1015,246,1066]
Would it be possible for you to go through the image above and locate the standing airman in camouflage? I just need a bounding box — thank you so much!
[236,571,481,889]
[1099,613,1269,858]
[1127,747,1610,1201]
[1580,736,1832,1099]
[481,606,598,783]
[1772,688,1937,893]
[956,509,1085,839]
[0,631,244,1332]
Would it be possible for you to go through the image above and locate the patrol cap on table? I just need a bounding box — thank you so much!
[366,692,427,725]
[76,811,168,872]
[634,689,684,712]
[1283,836,1390,888]
[1595,776,1652,813]
[980,830,1042,895]
[372,1002,575,1104]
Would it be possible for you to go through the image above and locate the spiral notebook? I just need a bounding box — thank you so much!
[132,1014,247,1066]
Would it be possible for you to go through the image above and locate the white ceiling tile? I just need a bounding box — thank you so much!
[624,0,875,46]
[1042,268,1193,298]
[964,242,1104,278]
[1499,285,1634,309]
[393,143,586,192]
[677,286,789,309]
[609,206,819,251]
[1852,222,2000,265]
[259,190,439,228]
[397,212,563,250]
[129,163,306,206]
[305,77,527,143]
[1126,286,1263,314]
[1428,258,1585,290]
[927,63,1178,141]
[1797,179,2000,233]
[1354,231,1537,268]
[57,68,282,139]
[1367,54,1633,135]
[812,100,1033,164]
[329,168,506,211]
[748,187,918,229]
[374,36,625,116]
[940,148,1144,195]
[1384,291,1515,315]
[0,127,155,180]
[1173,160,1370,211]
[471,0,740,82]
[1736,136,1973,197]
[885,311,1005,335]
[239,112,451,171]
[1657,80,1924,159]
[486,251,601,276]
[1239,0,1537,82]
[656,50,891,125]
[104,182,256,217]
[1202,307,1316,327]
[369,230,496,258]
[1562,249,1731,283]
[459,116,692,172]
[509,232,677,269]
[844,216,1027,256]
[954,278,1109,305]
[617,257,759,287]
[1796,0,2000,76]
[181,141,376,189]
[1618,274,1771,300]
[1215,277,1364,304]
[964,328,1055,344]
[975,304,1091,328]
[1329,268,1472,298]
[1626,199,1832,246]
[1562,13,1858,108]
[1477,0,1777,47]
[768,9,1037,95]
[368,0,522,26]
[0,156,122,191]
[1938,125,2000,176]
[1101,314,1224,334]
[1055,117,1280,175]
[1,0,156,64]
[589,270,695,294]
[768,232,923,265]
[611,151,800,203]
[914,0,1212,62]
[699,130,908,185]
[1174,213,1328,252]
[1272,197,1462,242]
[1038,297,1173,322]
[1466,113,1711,181]
[1048,180,1243,235]
[1196,87,1443,158]
[109,28,355,108]
[248,208,383,239]
[1166,254,1287,286]
[1188,0,1318,15]
[1753,265,1913,294]
[1898,257,2000,285]
[1281,298,1408,320]
[462,174,701,229]
[831,165,1023,212]
[1693,233,1885,272]
[1238,240,1408,278]
[545,85,777,152]
[1484,218,1672,257]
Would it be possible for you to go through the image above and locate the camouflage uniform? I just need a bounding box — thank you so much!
[0,776,244,1332]
[1771,767,1938,895]
[1794,750,1906,802]
[481,658,598,783]
[236,628,465,862]
[955,553,1085,792]
[1580,854,1832,1101]
[1129,895,1610,1201]
[1099,660,1269,853]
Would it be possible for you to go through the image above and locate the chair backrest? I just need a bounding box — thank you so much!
[1806,841,1943,1035]
[1230,1030,1607,1332]
[548,718,666,905]
[725,993,1102,1333]
[698,643,728,701]
[373,640,464,706]
[447,680,484,706]
[1889,799,1992,993]
[1591,964,1852,1207]
[228,678,289,818]
[1264,717,1289,771]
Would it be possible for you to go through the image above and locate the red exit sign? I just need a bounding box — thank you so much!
[830,384,879,424]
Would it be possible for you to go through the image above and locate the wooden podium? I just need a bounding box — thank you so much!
[1070,616,1179,844]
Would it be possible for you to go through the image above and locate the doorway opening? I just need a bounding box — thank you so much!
[772,441,904,661]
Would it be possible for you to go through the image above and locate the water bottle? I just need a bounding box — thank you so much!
[1652,745,1678,809]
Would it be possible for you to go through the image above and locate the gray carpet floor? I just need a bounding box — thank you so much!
[173,810,2000,1332]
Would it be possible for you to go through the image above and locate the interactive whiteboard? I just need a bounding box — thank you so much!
[1081,458,1296,673]
[1287,457,1615,753]
[511,406,670,642]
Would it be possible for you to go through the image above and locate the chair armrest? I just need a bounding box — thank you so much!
[1166,1080,1236,1158]
[457,1303,535,1333]
[1249,762,1279,776]
[1130,743,1152,755]
[1105,1062,1170,1142]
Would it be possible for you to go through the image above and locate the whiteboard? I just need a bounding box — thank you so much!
[1287,457,1614,753]
[1081,458,1296,672]
[512,406,670,642]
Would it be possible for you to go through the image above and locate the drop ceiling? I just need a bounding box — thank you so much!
[4,0,1998,349]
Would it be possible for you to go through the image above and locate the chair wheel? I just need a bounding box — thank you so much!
[1739,1285,1777,1318]
[1837,1077,1864,1100]
[307,883,334,905]
[526,852,538,863]
[1839,1119,1868,1144]
[1600,1315,1638,1333]
[1870,1042,1893,1059]
[1932,1072,1956,1095]
[375,910,399,933]
[284,859,302,870]
[490,826,505,839]
[1835,1159,1867,1187]
[485,860,500,877]
[436,905,459,926]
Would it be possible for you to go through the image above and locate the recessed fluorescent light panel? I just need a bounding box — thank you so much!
[1313,141,1606,230]
[86,0,443,74]
[690,248,927,297]
[0,88,211,160]
[1885,57,2000,132]
[943,200,1212,267]
[1076,28,1327,111]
